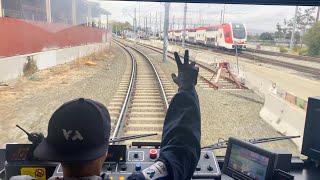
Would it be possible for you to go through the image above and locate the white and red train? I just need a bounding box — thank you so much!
[162,22,247,50]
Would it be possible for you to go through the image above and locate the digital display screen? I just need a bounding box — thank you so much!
[6,144,35,162]
[228,144,269,180]
[105,145,126,162]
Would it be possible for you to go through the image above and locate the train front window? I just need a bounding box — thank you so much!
[1,0,320,168]
[232,23,246,39]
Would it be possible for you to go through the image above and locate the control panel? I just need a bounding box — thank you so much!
[53,148,221,179]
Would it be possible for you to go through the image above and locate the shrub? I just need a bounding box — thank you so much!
[279,46,288,53]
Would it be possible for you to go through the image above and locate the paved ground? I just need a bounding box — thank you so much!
[0,43,127,147]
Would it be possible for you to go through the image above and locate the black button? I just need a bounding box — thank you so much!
[121,164,127,171]
[207,165,213,171]
[204,153,210,159]
[134,153,139,158]
[196,165,201,171]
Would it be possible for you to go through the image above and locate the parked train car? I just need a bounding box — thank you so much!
[170,23,247,50]
[186,28,196,44]
[174,30,182,41]
[214,23,247,50]
[161,22,247,50]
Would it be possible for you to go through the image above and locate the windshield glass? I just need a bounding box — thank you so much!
[1,1,319,158]
[232,23,246,39]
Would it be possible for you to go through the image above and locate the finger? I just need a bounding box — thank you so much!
[184,50,189,65]
[174,52,182,67]
[171,73,178,84]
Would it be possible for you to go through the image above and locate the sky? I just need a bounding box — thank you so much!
[89,1,317,34]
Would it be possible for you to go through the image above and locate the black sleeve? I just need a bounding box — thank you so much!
[158,87,201,180]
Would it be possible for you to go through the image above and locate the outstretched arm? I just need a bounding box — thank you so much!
[128,50,201,180]
[158,50,201,179]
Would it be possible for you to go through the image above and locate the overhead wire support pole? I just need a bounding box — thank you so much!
[134,8,137,39]
[0,0,3,17]
[163,2,170,63]
[290,6,298,51]
[150,12,152,37]
[222,4,226,23]
[182,3,187,49]
[316,6,320,22]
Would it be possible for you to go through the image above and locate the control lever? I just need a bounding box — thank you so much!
[16,124,44,145]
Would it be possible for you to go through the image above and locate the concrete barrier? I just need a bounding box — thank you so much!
[0,43,109,82]
[260,93,306,150]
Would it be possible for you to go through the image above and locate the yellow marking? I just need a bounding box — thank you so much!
[20,167,46,180]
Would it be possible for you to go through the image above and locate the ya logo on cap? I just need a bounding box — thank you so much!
[62,129,83,141]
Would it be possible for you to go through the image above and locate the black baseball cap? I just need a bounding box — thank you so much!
[34,98,111,162]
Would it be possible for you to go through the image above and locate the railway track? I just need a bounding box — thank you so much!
[110,40,170,145]
[128,40,246,90]
[172,41,320,79]
[246,48,320,64]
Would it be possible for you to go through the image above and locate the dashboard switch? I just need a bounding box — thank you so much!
[120,164,127,171]
[135,163,142,171]
[204,153,210,159]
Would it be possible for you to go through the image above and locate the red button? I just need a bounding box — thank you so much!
[149,149,158,159]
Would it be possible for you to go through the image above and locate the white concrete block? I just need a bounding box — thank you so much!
[0,56,26,82]
[34,50,57,70]
[260,93,306,149]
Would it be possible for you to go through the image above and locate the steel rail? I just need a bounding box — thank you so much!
[111,41,137,140]
[246,48,320,64]
[115,38,170,105]
[129,45,169,109]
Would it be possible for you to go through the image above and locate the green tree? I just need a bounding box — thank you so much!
[259,32,275,41]
[276,7,316,44]
[112,21,133,35]
[303,22,320,56]
[275,22,284,39]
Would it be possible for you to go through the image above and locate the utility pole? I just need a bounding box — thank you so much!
[45,0,52,23]
[182,3,187,49]
[163,3,170,63]
[150,12,152,37]
[222,4,226,23]
[134,8,137,39]
[290,6,298,51]
[72,0,77,25]
[172,15,175,30]
[160,12,162,38]
[139,2,141,28]
[138,2,141,40]
[316,6,320,22]
[0,0,3,17]
[155,12,158,37]
[106,14,109,31]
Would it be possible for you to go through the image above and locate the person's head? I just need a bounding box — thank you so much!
[34,98,111,177]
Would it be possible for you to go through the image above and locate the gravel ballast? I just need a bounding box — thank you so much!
[0,43,127,146]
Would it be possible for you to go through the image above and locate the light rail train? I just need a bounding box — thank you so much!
[162,22,247,50]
